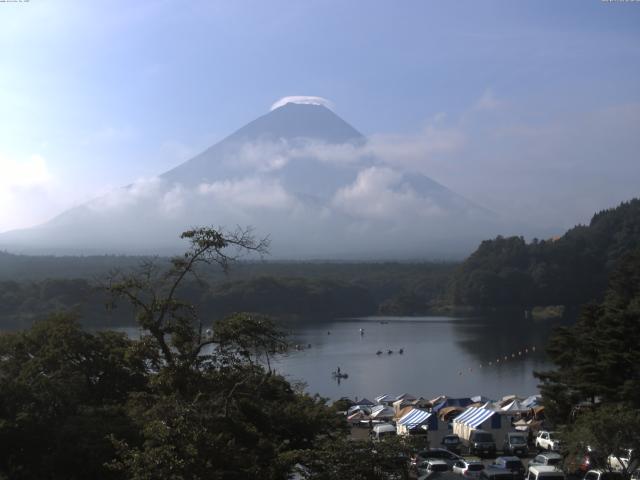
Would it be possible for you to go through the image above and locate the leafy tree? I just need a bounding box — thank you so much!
[0,314,146,479]
[293,436,411,480]
[0,227,351,479]
[536,248,640,478]
[449,198,640,308]
[103,227,346,479]
[561,406,640,480]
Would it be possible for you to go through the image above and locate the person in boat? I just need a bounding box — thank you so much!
[399,348,404,354]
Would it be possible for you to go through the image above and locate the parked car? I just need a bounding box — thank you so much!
[503,432,529,456]
[372,423,396,440]
[418,459,451,477]
[583,470,624,480]
[414,448,462,468]
[442,434,463,454]
[528,453,564,472]
[536,431,562,451]
[493,456,526,479]
[527,466,565,480]
[452,458,485,479]
[468,430,497,457]
[607,449,636,472]
[564,446,604,476]
[480,467,517,480]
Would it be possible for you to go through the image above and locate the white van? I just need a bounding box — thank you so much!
[527,465,565,480]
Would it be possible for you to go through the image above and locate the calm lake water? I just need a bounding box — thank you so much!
[114,314,563,402]
[270,314,560,401]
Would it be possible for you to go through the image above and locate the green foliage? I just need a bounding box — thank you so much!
[0,314,145,479]
[561,406,640,480]
[537,248,640,478]
[203,276,377,318]
[536,247,640,424]
[0,227,350,479]
[293,436,411,480]
[0,261,455,329]
[449,199,640,307]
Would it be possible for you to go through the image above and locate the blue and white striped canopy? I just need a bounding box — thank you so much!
[398,409,432,428]
[453,407,495,428]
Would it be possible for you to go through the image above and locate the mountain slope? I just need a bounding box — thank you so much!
[0,102,500,258]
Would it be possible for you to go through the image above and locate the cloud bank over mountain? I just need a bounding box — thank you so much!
[0,102,506,259]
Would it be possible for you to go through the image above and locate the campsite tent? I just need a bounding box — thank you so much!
[375,394,398,405]
[370,405,395,419]
[396,408,432,435]
[502,400,527,413]
[347,405,372,416]
[347,410,366,424]
[452,407,511,441]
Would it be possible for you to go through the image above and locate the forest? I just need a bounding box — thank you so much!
[2,199,640,329]
[0,255,454,329]
[447,199,640,308]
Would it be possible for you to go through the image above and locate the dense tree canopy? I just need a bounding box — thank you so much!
[0,227,358,480]
[449,199,640,308]
[536,248,640,478]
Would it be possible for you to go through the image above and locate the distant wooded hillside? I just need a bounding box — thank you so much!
[448,198,640,308]
[0,258,455,329]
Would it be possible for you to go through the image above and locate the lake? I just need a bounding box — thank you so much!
[270,314,560,401]
[113,313,563,402]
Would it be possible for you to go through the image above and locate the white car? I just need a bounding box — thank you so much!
[536,431,562,451]
[529,452,563,472]
[452,457,485,479]
[583,469,624,480]
[527,465,565,480]
[607,449,636,472]
[418,459,450,477]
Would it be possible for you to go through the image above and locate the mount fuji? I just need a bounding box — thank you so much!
[0,101,502,259]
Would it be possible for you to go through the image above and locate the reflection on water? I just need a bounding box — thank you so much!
[106,314,567,401]
[271,314,565,401]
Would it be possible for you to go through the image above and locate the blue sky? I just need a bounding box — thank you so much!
[1,0,640,232]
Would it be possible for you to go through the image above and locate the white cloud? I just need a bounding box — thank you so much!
[332,166,443,220]
[89,177,164,211]
[0,153,60,232]
[198,177,296,210]
[0,153,51,190]
[270,95,334,111]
